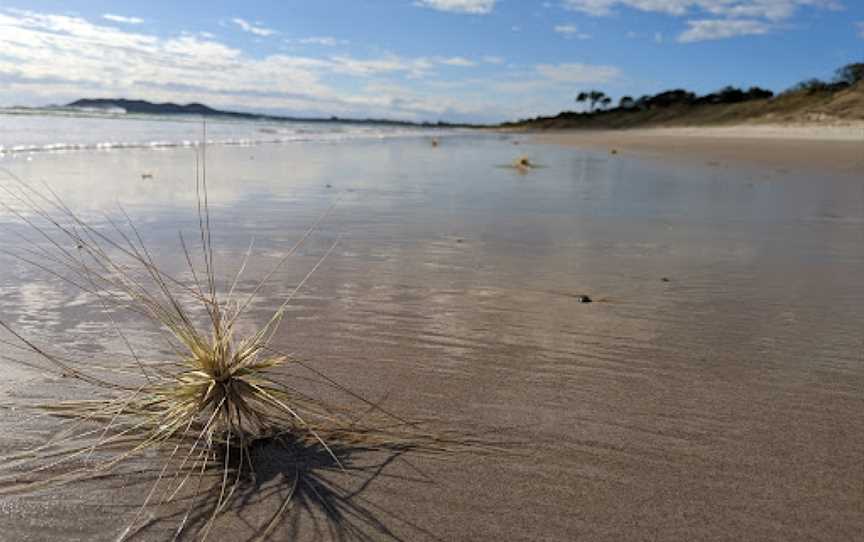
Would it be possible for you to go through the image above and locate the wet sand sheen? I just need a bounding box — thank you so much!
[534,126,864,175]
[0,135,863,540]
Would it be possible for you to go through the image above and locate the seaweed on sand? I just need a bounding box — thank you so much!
[0,150,487,540]
[498,155,543,174]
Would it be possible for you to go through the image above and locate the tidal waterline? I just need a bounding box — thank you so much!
[0,133,862,540]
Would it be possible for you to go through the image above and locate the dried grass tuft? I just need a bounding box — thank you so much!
[0,146,486,539]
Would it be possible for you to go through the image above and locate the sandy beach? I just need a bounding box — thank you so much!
[534,124,864,175]
[2,0,863,538]
[1,129,863,540]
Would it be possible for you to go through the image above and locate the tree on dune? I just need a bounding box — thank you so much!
[575,90,610,112]
[835,62,864,86]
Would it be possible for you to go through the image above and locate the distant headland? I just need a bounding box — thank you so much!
[62,98,478,128]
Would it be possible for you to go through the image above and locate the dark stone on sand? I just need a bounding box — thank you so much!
[661,277,671,282]
[575,295,592,303]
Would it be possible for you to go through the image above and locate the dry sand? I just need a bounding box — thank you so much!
[535,124,864,175]
[1,135,863,540]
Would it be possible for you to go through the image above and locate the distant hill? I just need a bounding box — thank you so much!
[63,98,477,128]
[68,99,220,116]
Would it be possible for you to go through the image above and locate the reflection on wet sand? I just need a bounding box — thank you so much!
[1,135,863,540]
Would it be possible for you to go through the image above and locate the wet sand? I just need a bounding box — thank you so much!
[1,134,863,540]
[535,125,864,175]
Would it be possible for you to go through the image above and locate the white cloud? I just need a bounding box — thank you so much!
[536,62,621,83]
[102,14,143,25]
[0,8,624,122]
[678,18,770,41]
[327,55,435,78]
[414,0,496,14]
[554,24,592,38]
[437,56,477,66]
[231,18,276,37]
[286,36,347,46]
[0,9,500,119]
[563,1,839,43]
[562,0,840,20]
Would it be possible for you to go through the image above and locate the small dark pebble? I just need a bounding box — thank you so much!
[456,238,463,243]
[661,277,670,282]
[325,184,333,188]
[575,295,592,303]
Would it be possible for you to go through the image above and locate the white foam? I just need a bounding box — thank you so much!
[0,110,462,156]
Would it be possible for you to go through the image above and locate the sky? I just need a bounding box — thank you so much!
[0,1,861,123]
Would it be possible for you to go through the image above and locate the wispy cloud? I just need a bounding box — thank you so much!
[0,7,622,122]
[562,0,840,20]
[678,19,771,42]
[414,0,496,14]
[561,0,839,43]
[437,56,477,66]
[0,9,495,119]
[288,36,347,46]
[491,63,621,96]
[554,24,591,39]
[536,62,621,83]
[231,17,276,37]
[102,13,143,25]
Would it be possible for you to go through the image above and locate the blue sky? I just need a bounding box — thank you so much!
[0,1,861,122]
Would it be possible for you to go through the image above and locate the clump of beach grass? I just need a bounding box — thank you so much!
[0,149,480,539]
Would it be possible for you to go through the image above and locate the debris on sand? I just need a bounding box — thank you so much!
[575,294,593,303]
[499,155,544,174]
[513,156,534,170]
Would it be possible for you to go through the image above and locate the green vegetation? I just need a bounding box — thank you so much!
[576,90,612,112]
[504,61,864,130]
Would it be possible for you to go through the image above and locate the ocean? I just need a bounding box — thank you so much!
[0,109,457,155]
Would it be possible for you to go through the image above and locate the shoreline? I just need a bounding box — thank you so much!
[532,124,864,175]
